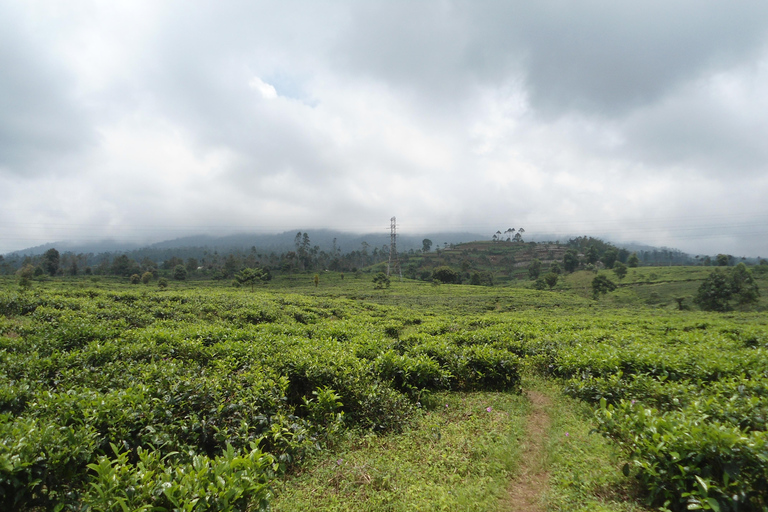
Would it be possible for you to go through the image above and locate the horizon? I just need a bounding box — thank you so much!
[2,227,758,260]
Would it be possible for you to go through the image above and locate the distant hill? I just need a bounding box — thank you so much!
[5,230,727,267]
[3,230,488,259]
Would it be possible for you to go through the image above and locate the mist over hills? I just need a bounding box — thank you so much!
[4,230,487,259]
[2,229,733,265]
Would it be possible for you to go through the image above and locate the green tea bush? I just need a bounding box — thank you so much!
[81,443,274,512]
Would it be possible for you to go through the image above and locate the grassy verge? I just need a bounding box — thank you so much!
[270,376,651,512]
[270,391,528,512]
[528,377,650,512]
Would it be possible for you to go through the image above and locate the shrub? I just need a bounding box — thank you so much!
[431,266,459,284]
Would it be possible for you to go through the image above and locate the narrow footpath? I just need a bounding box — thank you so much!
[504,390,552,511]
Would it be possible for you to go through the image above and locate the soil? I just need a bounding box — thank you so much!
[504,390,552,511]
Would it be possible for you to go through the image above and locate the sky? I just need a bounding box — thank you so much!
[2,1,768,257]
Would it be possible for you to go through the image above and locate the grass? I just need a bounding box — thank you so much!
[270,374,651,512]
[271,391,528,512]
[528,376,650,512]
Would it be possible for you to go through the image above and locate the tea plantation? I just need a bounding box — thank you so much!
[0,271,766,511]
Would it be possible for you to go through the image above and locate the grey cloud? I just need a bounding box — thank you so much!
[619,87,768,175]
[1,1,767,257]
[501,1,768,117]
[336,1,768,117]
[0,6,93,176]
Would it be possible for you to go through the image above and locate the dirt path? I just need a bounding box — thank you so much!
[504,390,552,511]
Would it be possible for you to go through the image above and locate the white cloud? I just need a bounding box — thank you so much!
[248,77,278,100]
[1,1,767,256]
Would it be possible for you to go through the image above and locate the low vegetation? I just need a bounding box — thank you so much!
[0,243,766,511]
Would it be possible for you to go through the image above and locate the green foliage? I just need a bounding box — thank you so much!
[528,258,542,280]
[694,269,734,311]
[82,443,273,512]
[129,273,141,284]
[432,266,459,284]
[564,249,580,273]
[627,252,640,267]
[157,278,168,288]
[173,264,188,281]
[272,391,528,512]
[731,263,760,306]
[602,248,618,269]
[235,268,267,291]
[613,261,628,280]
[17,265,34,290]
[372,272,390,289]
[591,275,617,299]
[553,313,768,511]
[42,248,60,276]
[543,272,558,289]
[469,271,493,286]
[1,272,767,511]
[141,271,152,284]
[585,245,600,265]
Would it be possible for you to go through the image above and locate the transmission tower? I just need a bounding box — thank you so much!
[387,216,402,279]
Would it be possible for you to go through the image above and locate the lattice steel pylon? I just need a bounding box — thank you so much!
[387,216,402,279]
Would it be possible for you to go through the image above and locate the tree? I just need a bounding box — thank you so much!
[716,254,729,266]
[372,272,390,289]
[141,272,153,284]
[613,261,628,280]
[550,262,562,275]
[602,248,618,269]
[17,264,35,290]
[627,252,640,268]
[186,258,199,273]
[223,254,240,277]
[173,264,187,281]
[235,268,267,291]
[543,272,558,289]
[563,249,580,273]
[470,271,493,286]
[617,248,630,264]
[313,274,319,288]
[585,245,599,265]
[528,258,542,280]
[111,254,136,277]
[730,263,760,306]
[42,248,60,276]
[422,239,432,253]
[592,275,617,299]
[694,269,732,311]
[294,232,302,252]
[432,266,459,284]
[158,278,169,289]
[130,274,141,284]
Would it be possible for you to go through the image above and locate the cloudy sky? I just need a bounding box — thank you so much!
[2,1,768,257]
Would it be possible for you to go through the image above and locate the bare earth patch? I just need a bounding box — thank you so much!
[504,390,552,511]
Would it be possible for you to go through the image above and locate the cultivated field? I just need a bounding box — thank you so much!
[1,267,766,511]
